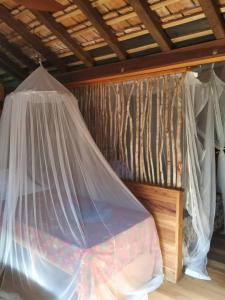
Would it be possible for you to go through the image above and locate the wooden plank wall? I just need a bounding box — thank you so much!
[125,181,183,283]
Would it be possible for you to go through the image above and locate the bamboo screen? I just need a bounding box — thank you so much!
[72,74,184,188]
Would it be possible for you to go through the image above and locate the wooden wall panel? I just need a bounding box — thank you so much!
[125,181,183,283]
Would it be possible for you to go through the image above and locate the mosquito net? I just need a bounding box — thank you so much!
[183,70,225,280]
[0,67,163,300]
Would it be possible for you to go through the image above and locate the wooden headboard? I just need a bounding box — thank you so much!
[125,181,183,283]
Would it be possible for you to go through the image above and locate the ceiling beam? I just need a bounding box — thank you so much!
[198,0,225,39]
[127,0,172,51]
[0,51,26,80]
[0,33,36,70]
[72,0,127,60]
[0,4,66,71]
[59,38,225,86]
[32,11,94,67]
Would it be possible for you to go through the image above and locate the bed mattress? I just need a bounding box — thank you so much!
[0,190,163,299]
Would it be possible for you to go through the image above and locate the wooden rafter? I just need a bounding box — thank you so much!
[0,33,36,70]
[0,4,66,71]
[72,0,127,60]
[198,0,225,39]
[32,11,94,67]
[127,0,172,51]
[60,38,225,85]
[0,51,26,80]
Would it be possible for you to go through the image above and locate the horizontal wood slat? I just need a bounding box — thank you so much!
[64,38,225,86]
[124,181,183,283]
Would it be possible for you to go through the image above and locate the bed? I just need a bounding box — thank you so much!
[0,189,163,299]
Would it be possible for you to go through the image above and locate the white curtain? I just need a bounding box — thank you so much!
[0,67,163,300]
[184,70,225,280]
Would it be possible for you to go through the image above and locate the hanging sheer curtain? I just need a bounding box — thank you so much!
[183,70,225,280]
[213,74,225,234]
[0,67,163,300]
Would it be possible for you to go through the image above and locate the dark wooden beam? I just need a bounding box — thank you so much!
[198,0,225,39]
[32,11,94,67]
[59,38,225,85]
[0,4,66,71]
[127,0,172,51]
[72,0,127,60]
[0,51,26,80]
[0,33,36,70]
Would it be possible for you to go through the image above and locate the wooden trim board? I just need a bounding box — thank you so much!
[63,38,225,87]
[124,181,183,283]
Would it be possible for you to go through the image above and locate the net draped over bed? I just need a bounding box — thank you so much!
[0,67,163,300]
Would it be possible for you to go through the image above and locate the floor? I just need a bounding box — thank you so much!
[151,233,225,300]
[151,259,225,300]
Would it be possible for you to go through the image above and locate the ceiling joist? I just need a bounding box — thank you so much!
[72,0,127,60]
[198,0,225,39]
[127,0,172,52]
[0,4,66,72]
[0,33,36,70]
[0,51,26,80]
[32,11,94,67]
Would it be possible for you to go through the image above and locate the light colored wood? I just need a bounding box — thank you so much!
[124,181,184,283]
[72,0,127,60]
[151,0,180,11]
[151,263,225,300]
[65,67,187,87]
[93,0,179,10]
[127,0,172,51]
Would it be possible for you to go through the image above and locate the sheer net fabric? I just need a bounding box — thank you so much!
[0,67,163,300]
[183,70,225,280]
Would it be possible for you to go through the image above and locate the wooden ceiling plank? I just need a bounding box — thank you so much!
[150,0,180,11]
[0,33,36,70]
[0,4,66,71]
[127,0,172,51]
[72,0,127,60]
[0,51,26,80]
[32,11,94,67]
[198,0,225,39]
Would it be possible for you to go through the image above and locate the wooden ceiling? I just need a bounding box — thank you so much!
[0,0,225,88]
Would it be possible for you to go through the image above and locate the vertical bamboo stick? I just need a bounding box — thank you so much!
[156,78,160,184]
[135,81,140,181]
[119,84,124,177]
[124,84,135,179]
[165,77,171,186]
[145,80,152,182]
[148,80,155,183]
[140,80,148,182]
[112,84,119,174]
[176,75,184,188]
[171,78,178,187]
[159,77,165,186]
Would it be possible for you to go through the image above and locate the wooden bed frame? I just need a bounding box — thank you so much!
[125,181,183,283]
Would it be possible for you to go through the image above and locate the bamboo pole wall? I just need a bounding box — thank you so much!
[72,74,184,188]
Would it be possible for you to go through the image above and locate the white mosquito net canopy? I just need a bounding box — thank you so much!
[0,67,163,300]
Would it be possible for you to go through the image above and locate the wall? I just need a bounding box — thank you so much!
[72,73,184,189]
